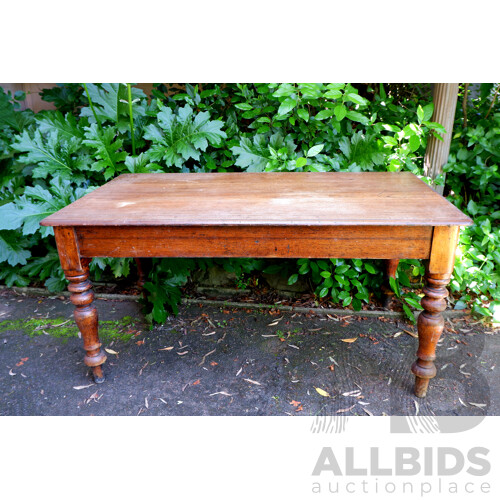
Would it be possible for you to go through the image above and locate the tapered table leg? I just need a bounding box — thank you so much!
[412,226,459,398]
[54,227,107,383]
[67,259,107,383]
[412,273,449,397]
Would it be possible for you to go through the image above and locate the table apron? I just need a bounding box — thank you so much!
[75,225,433,260]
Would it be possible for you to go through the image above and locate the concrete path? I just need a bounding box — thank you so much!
[0,290,498,416]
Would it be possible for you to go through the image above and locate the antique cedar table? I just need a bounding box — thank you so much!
[40,172,472,398]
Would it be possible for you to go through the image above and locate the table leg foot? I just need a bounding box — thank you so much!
[411,274,449,398]
[414,376,430,398]
[92,365,105,383]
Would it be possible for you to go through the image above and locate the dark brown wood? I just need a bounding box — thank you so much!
[42,173,473,395]
[54,227,106,383]
[76,225,433,260]
[40,172,473,228]
[382,259,400,307]
[412,226,460,397]
[134,258,147,288]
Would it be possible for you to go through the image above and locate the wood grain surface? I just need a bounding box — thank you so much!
[76,225,433,259]
[40,172,473,227]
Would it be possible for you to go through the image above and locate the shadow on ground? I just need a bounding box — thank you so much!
[0,290,498,416]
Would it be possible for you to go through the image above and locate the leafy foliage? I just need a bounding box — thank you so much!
[0,82,498,324]
[443,84,500,321]
[144,103,227,169]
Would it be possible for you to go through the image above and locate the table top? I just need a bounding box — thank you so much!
[40,172,473,227]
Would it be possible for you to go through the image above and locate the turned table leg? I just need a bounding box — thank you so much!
[54,227,107,383]
[412,226,459,398]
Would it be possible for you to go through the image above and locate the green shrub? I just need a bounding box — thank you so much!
[0,83,497,324]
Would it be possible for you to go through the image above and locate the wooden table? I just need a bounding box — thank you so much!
[40,172,472,398]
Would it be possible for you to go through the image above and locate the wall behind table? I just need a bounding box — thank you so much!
[0,83,156,113]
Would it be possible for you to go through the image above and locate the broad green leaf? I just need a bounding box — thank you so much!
[0,231,31,266]
[278,98,297,116]
[0,203,24,230]
[234,103,253,111]
[345,93,368,106]
[288,274,299,285]
[298,83,323,99]
[36,111,84,141]
[467,199,479,215]
[409,134,421,152]
[272,84,295,98]
[145,104,227,168]
[342,296,352,306]
[296,157,307,169]
[232,132,296,172]
[326,83,345,90]
[345,110,370,125]
[422,103,434,121]
[307,144,324,157]
[297,108,309,122]
[124,153,160,173]
[12,129,87,180]
[389,276,400,298]
[404,297,424,310]
[334,104,347,121]
[364,262,377,274]
[324,89,342,99]
[83,124,127,180]
[80,83,147,133]
[417,105,424,124]
[315,109,334,121]
[402,304,416,323]
[0,88,35,132]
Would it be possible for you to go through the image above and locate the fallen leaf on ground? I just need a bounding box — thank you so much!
[105,348,119,355]
[73,384,95,390]
[342,390,361,397]
[315,387,330,397]
[210,361,218,366]
[290,400,302,407]
[468,402,487,408]
[244,378,262,386]
[136,340,145,346]
[337,404,355,413]
[158,346,174,351]
[328,365,335,371]
[341,338,357,343]
[403,329,418,338]
[192,379,201,386]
